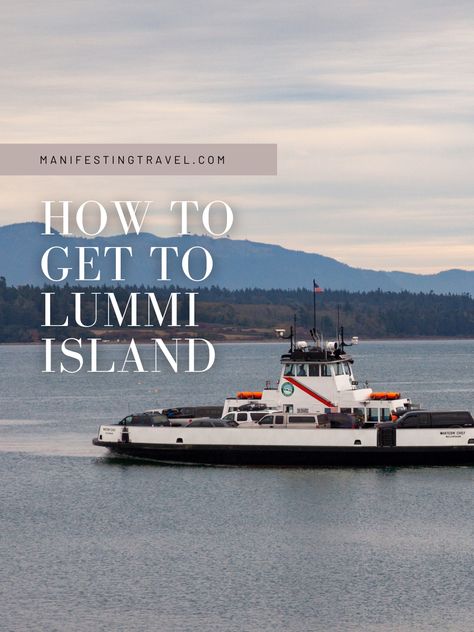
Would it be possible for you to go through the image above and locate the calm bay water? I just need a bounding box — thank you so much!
[1,340,473,632]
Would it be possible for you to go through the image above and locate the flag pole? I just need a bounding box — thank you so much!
[313,279,317,335]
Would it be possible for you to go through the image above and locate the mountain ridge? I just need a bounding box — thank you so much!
[1,221,472,294]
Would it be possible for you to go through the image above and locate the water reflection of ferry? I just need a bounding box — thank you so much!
[93,326,474,466]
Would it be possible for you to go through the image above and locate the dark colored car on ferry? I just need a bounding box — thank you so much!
[186,419,236,428]
[117,413,170,426]
[379,410,474,429]
[317,412,361,428]
[162,406,224,419]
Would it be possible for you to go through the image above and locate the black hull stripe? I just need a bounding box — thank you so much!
[93,440,474,467]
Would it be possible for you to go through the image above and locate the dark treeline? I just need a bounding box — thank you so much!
[0,277,473,341]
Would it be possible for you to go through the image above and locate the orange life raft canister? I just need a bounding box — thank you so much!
[236,391,263,399]
[370,392,401,400]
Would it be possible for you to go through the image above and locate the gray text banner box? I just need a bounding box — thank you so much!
[0,144,277,175]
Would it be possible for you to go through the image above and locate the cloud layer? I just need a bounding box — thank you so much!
[1,0,473,272]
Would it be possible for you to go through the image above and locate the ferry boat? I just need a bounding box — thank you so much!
[221,327,412,424]
[93,326,474,466]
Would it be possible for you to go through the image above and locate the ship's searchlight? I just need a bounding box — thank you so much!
[296,341,308,350]
[326,341,338,352]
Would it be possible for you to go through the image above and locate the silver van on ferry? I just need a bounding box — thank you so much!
[257,412,320,428]
[256,412,360,429]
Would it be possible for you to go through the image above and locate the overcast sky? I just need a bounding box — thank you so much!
[1,0,473,273]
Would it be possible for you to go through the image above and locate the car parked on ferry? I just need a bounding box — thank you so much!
[221,410,277,426]
[256,411,361,428]
[379,410,474,429]
[186,419,236,428]
[117,413,169,427]
[257,412,320,427]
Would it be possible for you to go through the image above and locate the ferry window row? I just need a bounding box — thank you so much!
[367,408,392,422]
[283,363,352,377]
[340,407,391,422]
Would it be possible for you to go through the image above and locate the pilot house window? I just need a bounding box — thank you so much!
[367,408,379,422]
[284,364,295,376]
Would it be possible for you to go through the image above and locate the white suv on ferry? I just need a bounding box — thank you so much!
[221,410,277,426]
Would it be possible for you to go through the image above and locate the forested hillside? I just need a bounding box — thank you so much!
[0,279,472,342]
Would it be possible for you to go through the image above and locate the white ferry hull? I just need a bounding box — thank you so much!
[93,426,474,467]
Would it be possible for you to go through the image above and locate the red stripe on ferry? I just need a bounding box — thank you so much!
[285,377,335,408]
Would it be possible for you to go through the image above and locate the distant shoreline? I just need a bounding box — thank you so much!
[2,336,474,345]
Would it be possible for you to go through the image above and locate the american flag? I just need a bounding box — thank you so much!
[313,280,324,293]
